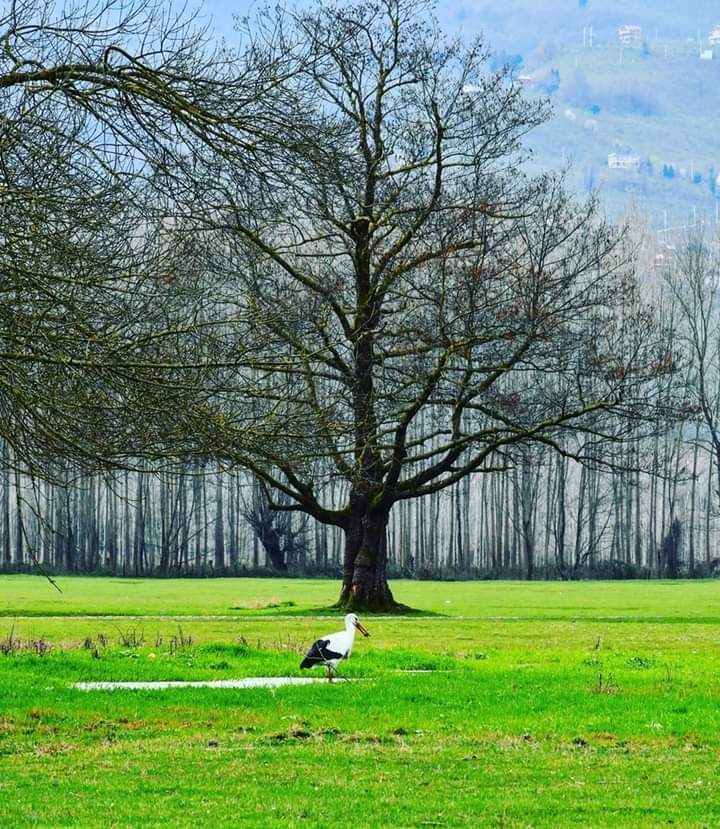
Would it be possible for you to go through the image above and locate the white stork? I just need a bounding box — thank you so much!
[300,613,370,682]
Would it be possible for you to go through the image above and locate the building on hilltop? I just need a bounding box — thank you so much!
[618,25,642,45]
[709,26,720,45]
[608,153,640,171]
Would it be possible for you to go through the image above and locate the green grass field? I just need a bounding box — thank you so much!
[2,576,720,828]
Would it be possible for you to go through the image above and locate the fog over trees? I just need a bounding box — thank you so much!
[0,0,715,609]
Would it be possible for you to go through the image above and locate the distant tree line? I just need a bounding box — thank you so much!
[6,216,719,582]
[2,414,718,581]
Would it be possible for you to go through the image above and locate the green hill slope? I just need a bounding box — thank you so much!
[526,41,720,221]
[447,0,720,55]
[446,1,720,222]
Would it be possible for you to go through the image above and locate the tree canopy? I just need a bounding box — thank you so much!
[0,0,289,473]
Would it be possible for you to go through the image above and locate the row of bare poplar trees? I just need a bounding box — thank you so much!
[5,219,719,580]
[0,420,714,579]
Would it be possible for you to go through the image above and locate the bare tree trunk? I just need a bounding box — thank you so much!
[588,466,599,570]
[122,472,129,575]
[705,460,713,566]
[2,444,11,566]
[193,464,203,572]
[42,478,54,567]
[659,428,670,576]
[689,423,700,574]
[158,473,170,575]
[634,449,642,568]
[88,475,100,571]
[227,473,237,569]
[416,489,425,571]
[650,428,660,575]
[429,490,439,569]
[519,451,538,580]
[337,502,397,611]
[14,468,24,566]
[64,481,75,572]
[573,465,586,575]
[512,467,520,572]
[202,474,209,570]
[133,470,145,576]
[455,483,464,570]
[554,455,567,578]
[624,454,633,566]
[214,474,225,570]
[107,477,118,573]
[503,472,511,573]
[179,471,190,571]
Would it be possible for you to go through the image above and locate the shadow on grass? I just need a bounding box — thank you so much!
[0,606,447,619]
[238,604,446,618]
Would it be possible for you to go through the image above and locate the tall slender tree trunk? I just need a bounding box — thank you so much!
[650,428,660,575]
[64,483,75,571]
[42,478,54,567]
[573,465,586,575]
[634,450,642,569]
[108,480,118,573]
[455,483,464,571]
[133,471,145,576]
[689,424,700,574]
[123,471,131,575]
[705,461,712,566]
[554,455,567,578]
[588,466,599,570]
[179,471,190,572]
[227,474,237,569]
[159,473,170,575]
[511,467,520,572]
[14,468,24,566]
[193,464,203,572]
[214,475,225,570]
[502,473,511,572]
[416,490,425,571]
[2,444,11,567]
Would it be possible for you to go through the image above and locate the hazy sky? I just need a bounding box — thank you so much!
[201,0,247,41]
[201,0,472,43]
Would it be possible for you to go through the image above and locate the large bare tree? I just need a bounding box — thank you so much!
[163,0,674,610]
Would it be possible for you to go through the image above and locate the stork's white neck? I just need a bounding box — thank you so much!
[343,619,357,656]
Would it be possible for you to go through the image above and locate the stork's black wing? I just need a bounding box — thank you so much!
[300,638,343,669]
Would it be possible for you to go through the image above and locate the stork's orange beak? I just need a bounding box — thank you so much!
[355,621,370,637]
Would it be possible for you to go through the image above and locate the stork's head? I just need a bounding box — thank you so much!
[345,613,370,637]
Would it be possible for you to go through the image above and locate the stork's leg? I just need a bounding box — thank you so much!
[327,665,335,683]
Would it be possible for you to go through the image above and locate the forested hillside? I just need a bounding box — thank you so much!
[445,0,720,54]
[444,0,720,223]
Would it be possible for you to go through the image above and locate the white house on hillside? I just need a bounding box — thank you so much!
[618,25,642,45]
[608,153,640,170]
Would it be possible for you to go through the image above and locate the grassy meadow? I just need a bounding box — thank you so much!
[2,576,720,827]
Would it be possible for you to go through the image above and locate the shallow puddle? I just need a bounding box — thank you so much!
[73,677,341,690]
